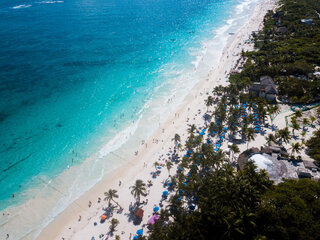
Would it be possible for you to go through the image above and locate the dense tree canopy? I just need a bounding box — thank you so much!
[241,0,320,103]
[306,129,320,164]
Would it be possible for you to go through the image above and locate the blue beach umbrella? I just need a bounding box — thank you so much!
[133,236,138,240]
[214,147,218,151]
[137,229,143,235]
[162,191,169,196]
[216,144,221,147]
[224,127,228,131]
[153,206,160,212]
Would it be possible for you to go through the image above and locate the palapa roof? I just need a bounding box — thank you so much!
[261,146,289,158]
[249,76,278,95]
[303,160,319,170]
[276,26,288,33]
[237,147,260,170]
[135,208,144,218]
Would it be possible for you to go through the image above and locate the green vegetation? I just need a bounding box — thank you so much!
[104,189,121,208]
[145,162,320,240]
[139,1,320,239]
[306,129,320,164]
[236,0,320,103]
[130,179,147,203]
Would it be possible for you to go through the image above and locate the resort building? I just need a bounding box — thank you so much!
[237,147,320,184]
[249,76,278,101]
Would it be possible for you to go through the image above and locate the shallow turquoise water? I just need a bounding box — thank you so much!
[0,0,246,211]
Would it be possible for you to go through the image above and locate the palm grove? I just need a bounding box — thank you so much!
[103,0,320,239]
[142,0,320,239]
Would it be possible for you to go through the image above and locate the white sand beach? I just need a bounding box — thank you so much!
[35,1,278,239]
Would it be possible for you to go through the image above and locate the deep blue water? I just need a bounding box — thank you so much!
[0,0,241,211]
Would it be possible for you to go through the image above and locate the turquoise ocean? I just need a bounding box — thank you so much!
[0,0,261,238]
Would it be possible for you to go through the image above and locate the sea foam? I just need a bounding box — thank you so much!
[12,4,32,9]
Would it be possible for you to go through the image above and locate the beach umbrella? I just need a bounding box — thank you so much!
[100,215,107,220]
[157,166,162,169]
[148,214,160,225]
[220,136,224,139]
[212,131,215,134]
[162,191,169,196]
[200,132,204,136]
[133,236,138,240]
[224,127,228,131]
[214,148,218,151]
[153,206,159,212]
[216,144,221,147]
[137,229,143,235]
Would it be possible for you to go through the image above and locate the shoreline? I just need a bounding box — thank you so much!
[35,0,278,239]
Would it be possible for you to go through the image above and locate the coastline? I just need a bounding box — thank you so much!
[34,0,278,239]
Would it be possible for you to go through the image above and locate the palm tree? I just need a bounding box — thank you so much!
[245,128,256,149]
[172,133,181,148]
[187,124,196,134]
[294,109,302,118]
[153,161,159,170]
[109,218,119,232]
[265,133,276,145]
[309,116,316,127]
[301,130,306,141]
[277,127,291,144]
[302,118,310,130]
[166,161,173,175]
[130,179,147,203]
[229,143,240,162]
[104,189,121,208]
[316,107,320,118]
[267,104,280,124]
[205,96,214,112]
[289,142,301,158]
[291,121,300,136]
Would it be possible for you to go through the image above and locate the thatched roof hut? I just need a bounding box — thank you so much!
[237,147,260,170]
